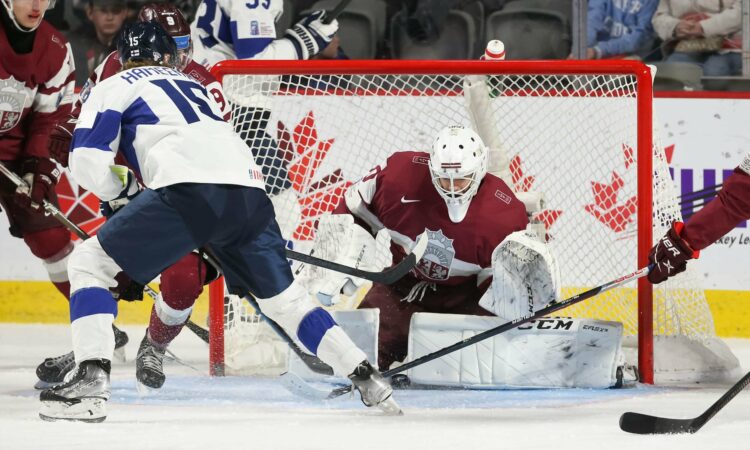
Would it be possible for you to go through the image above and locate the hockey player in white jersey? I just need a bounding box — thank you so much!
[191,0,338,202]
[191,0,338,66]
[38,22,399,423]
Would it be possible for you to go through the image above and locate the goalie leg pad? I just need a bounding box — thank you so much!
[407,313,624,389]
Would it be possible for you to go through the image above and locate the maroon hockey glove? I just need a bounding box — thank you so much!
[647,222,700,284]
[14,158,60,213]
[48,115,77,167]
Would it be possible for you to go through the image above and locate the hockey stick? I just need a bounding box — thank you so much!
[620,370,750,434]
[285,232,427,284]
[0,162,212,344]
[198,233,427,376]
[311,265,654,400]
[321,0,352,24]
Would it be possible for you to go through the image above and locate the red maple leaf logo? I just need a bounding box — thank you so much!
[509,154,562,232]
[55,170,105,241]
[277,111,351,241]
[584,171,637,233]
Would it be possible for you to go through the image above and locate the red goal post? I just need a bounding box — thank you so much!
[205,60,734,384]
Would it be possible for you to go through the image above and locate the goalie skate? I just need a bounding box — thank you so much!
[136,333,166,393]
[39,359,111,423]
[349,361,402,416]
[35,325,129,389]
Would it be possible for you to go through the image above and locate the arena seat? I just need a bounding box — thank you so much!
[390,9,477,60]
[652,62,703,91]
[485,0,571,59]
[304,0,386,59]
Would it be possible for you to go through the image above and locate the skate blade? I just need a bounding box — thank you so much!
[34,380,60,390]
[113,346,126,363]
[376,395,403,416]
[136,379,161,396]
[39,398,107,423]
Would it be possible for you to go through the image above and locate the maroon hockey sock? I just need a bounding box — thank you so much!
[147,307,185,349]
[52,280,71,300]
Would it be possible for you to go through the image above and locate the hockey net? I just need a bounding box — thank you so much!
[207,60,738,384]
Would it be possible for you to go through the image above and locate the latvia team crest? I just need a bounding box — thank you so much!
[0,76,27,132]
[416,229,455,281]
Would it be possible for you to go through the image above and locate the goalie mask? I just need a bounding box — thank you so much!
[1,0,57,32]
[429,126,488,223]
[138,3,192,71]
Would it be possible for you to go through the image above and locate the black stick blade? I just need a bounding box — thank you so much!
[619,412,696,435]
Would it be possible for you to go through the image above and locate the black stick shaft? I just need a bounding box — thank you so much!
[322,0,352,24]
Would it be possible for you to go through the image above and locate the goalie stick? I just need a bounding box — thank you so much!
[620,370,750,434]
[285,232,427,284]
[283,265,653,401]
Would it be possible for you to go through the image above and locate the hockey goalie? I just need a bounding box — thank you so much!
[302,125,626,389]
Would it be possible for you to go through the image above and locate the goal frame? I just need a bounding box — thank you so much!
[207,59,655,383]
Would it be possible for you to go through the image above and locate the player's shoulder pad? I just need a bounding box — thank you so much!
[482,173,525,208]
[35,21,72,72]
[388,150,430,167]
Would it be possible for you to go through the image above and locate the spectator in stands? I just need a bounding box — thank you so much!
[67,0,127,87]
[584,0,659,59]
[652,0,743,76]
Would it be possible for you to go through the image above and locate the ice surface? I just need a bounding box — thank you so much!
[2,324,750,450]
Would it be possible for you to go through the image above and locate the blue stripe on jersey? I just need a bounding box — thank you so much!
[197,0,232,49]
[296,307,336,354]
[70,287,118,322]
[72,109,122,153]
[119,97,159,176]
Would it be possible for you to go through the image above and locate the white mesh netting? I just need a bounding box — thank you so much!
[215,62,738,382]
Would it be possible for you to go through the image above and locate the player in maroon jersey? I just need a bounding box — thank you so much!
[314,126,559,370]
[648,152,750,284]
[0,0,113,384]
[42,3,228,391]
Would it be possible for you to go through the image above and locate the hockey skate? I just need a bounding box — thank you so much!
[136,333,166,393]
[35,325,128,389]
[349,361,402,415]
[39,359,111,423]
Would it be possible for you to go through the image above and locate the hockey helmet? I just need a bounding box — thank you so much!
[1,0,57,32]
[429,126,488,223]
[117,22,178,68]
[138,3,192,70]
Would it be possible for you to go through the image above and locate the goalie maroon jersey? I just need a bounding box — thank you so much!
[335,151,529,287]
[74,51,230,121]
[0,20,75,160]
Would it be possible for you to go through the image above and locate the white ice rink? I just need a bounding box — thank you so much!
[2,323,750,450]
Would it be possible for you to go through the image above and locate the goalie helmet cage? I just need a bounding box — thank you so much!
[206,60,739,385]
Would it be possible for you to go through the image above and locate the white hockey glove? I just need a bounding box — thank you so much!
[305,214,379,306]
[284,10,338,60]
[479,228,561,322]
[100,167,141,218]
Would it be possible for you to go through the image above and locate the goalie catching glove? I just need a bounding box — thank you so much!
[479,227,560,321]
[305,214,380,306]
